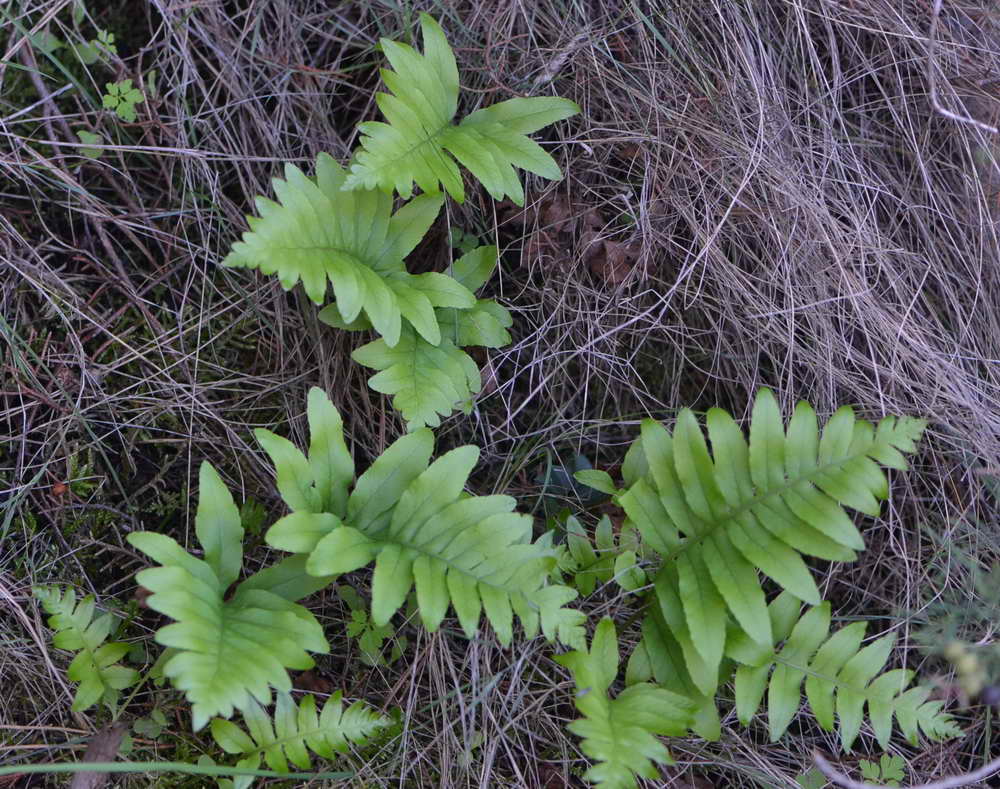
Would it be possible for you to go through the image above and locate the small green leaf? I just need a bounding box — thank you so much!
[76,130,102,159]
[573,469,617,495]
[306,387,354,516]
[347,428,433,532]
[371,544,414,625]
[266,511,342,555]
[30,30,63,54]
[448,245,498,292]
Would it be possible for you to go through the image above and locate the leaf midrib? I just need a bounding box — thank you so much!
[656,441,885,564]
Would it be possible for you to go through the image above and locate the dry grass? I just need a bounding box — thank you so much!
[3,0,1000,785]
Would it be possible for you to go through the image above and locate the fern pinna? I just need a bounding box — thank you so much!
[615,389,937,744]
[260,387,586,648]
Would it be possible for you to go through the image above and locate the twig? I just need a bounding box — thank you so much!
[927,0,999,135]
[814,750,1000,789]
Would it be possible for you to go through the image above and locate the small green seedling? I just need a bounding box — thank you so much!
[337,584,407,667]
[449,226,480,255]
[860,755,905,787]
[103,79,143,122]
[76,130,103,159]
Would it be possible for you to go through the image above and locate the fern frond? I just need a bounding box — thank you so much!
[33,586,139,712]
[352,327,481,429]
[254,387,355,517]
[343,13,579,205]
[127,463,329,731]
[263,389,582,646]
[222,152,475,346]
[556,618,695,789]
[728,592,961,751]
[349,245,512,429]
[620,388,925,692]
[554,515,646,596]
[210,690,388,776]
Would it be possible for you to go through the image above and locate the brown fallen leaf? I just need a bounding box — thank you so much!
[541,193,577,234]
[69,722,128,789]
[588,239,640,285]
[295,669,335,696]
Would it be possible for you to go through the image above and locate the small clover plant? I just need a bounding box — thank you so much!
[103,79,143,122]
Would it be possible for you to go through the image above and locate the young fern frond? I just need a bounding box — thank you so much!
[210,690,388,782]
[727,592,961,751]
[554,515,645,596]
[619,388,926,694]
[33,586,139,712]
[343,13,579,205]
[351,326,482,430]
[345,245,512,429]
[127,463,329,731]
[253,387,355,518]
[263,388,585,647]
[556,618,696,789]
[222,153,475,347]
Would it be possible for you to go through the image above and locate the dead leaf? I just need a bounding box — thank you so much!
[587,239,640,285]
[539,761,570,788]
[69,722,128,789]
[541,193,576,234]
[133,586,152,608]
[523,229,560,266]
[295,669,334,695]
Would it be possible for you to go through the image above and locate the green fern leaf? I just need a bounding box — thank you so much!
[127,462,329,731]
[556,618,695,789]
[263,392,581,646]
[343,13,579,205]
[626,606,721,741]
[210,690,388,775]
[349,245,512,429]
[33,586,139,711]
[254,387,355,517]
[299,442,565,645]
[223,152,475,346]
[621,388,926,692]
[352,326,481,429]
[730,592,960,751]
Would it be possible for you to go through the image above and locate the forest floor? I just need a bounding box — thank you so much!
[3,0,1000,786]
